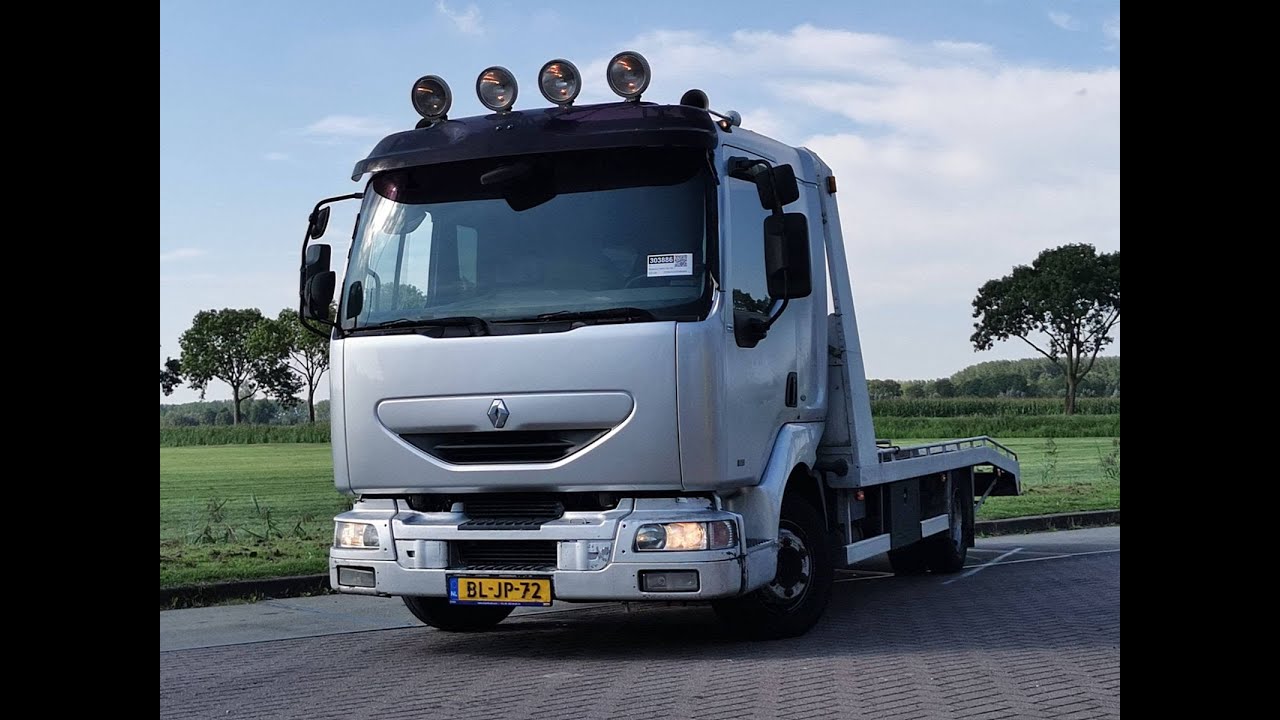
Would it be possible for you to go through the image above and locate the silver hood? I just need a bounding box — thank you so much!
[335,322,681,494]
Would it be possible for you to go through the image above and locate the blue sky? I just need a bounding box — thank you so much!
[160,0,1120,403]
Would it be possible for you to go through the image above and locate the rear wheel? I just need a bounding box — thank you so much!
[923,476,971,573]
[888,476,972,575]
[712,497,833,640]
[402,596,514,632]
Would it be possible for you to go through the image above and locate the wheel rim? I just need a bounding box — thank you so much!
[763,522,811,607]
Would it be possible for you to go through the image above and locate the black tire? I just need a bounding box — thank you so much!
[923,476,971,574]
[712,497,833,640]
[889,476,972,575]
[402,596,514,632]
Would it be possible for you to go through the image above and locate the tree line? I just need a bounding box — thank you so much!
[161,308,329,424]
[160,398,331,427]
[868,356,1119,401]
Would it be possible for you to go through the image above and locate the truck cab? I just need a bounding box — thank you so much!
[302,55,1020,639]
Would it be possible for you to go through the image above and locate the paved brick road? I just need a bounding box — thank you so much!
[160,534,1119,719]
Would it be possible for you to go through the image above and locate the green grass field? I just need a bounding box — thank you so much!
[159,445,344,587]
[159,437,1119,587]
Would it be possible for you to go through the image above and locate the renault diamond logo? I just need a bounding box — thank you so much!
[487,399,510,429]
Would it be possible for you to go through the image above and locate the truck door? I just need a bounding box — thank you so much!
[721,150,801,485]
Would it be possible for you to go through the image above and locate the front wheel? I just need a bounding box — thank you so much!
[402,596,514,632]
[712,497,833,640]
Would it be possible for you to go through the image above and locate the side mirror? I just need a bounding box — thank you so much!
[768,164,800,207]
[729,157,802,210]
[751,164,800,210]
[763,213,812,300]
[305,272,336,321]
[297,193,363,338]
[302,243,330,284]
[308,206,331,239]
[301,243,334,320]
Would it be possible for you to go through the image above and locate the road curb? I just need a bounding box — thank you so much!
[160,574,330,609]
[976,509,1119,536]
[161,510,1119,608]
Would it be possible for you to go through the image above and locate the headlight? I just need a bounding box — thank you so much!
[476,66,518,112]
[335,522,380,549]
[634,521,737,551]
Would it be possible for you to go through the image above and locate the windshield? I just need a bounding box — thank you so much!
[341,147,714,332]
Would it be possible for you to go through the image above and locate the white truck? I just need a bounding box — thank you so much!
[300,53,1021,639]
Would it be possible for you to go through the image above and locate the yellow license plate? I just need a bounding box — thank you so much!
[448,576,552,606]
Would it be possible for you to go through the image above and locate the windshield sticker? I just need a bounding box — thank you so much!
[647,253,694,277]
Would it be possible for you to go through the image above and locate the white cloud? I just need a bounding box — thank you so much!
[302,115,394,142]
[160,248,207,262]
[1103,16,1120,46]
[264,151,290,161]
[1048,12,1081,31]
[584,25,1119,377]
[435,0,482,35]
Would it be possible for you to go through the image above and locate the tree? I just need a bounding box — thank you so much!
[902,381,927,399]
[971,244,1120,414]
[177,308,296,424]
[250,320,305,412]
[160,356,183,395]
[867,379,902,400]
[245,398,281,425]
[273,308,331,423]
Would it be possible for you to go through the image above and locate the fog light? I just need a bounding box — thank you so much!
[337,566,376,588]
[640,570,699,592]
[476,66,518,112]
[538,59,581,107]
[410,75,451,120]
[607,50,650,101]
[335,522,379,549]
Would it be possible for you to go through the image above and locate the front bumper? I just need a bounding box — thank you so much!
[329,497,749,601]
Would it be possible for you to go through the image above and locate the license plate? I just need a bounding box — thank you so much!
[448,576,552,607]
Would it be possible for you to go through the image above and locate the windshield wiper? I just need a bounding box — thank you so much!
[524,307,657,323]
[358,316,492,335]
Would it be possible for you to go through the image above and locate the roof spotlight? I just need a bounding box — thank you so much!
[476,66,518,113]
[607,51,650,101]
[410,75,452,120]
[539,59,581,107]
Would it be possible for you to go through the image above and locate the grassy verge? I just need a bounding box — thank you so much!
[960,437,1118,520]
[159,444,347,587]
[159,437,1118,586]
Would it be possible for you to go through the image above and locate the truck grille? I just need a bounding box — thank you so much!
[401,430,606,464]
[454,540,558,571]
[458,496,565,530]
